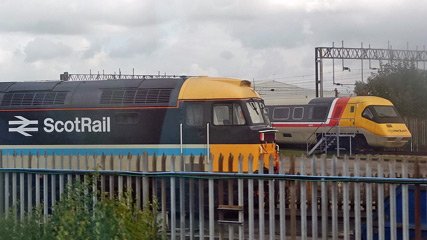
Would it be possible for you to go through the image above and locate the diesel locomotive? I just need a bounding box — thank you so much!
[266,96,411,152]
[0,74,277,172]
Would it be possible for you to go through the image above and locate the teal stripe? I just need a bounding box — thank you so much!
[2,147,207,156]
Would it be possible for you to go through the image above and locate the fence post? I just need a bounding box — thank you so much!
[290,156,297,240]
[402,158,409,240]
[414,160,422,240]
[366,155,373,240]
[377,156,385,240]
[189,155,195,240]
[248,154,255,239]
[161,155,167,239]
[321,154,328,240]
[209,154,215,240]
[269,155,275,240]
[311,155,318,240]
[389,158,397,240]
[354,155,361,240]
[279,156,286,240]
[180,153,186,240]
[228,154,235,240]
[170,155,176,240]
[343,155,350,240]
[258,154,265,240]
[300,156,307,240]
[198,155,206,240]
[238,154,244,240]
[331,156,338,240]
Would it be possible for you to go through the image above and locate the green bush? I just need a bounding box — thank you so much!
[0,177,162,240]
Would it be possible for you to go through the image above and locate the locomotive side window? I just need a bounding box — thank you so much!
[213,103,246,126]
[273,107,290,120]
[186,103,204,126]
[233,104,246,125]
[292,107,304,120]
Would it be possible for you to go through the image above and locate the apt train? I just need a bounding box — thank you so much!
[266,96,411,152]
[0,74,277,172]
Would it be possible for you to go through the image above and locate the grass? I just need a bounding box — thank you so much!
[0,176,162,240]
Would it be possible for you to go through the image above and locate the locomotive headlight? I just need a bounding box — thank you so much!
[259,132,265,141]
[259,130,277,142]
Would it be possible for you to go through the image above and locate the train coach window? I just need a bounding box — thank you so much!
[273,107,290,120]
[186,104,204,127]
[213,104,246,126]
[292,107,304,120]
[312,106,328,121]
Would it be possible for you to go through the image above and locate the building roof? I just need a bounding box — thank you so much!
[254,80,337,105]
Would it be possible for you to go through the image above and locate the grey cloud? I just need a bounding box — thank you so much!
[220,50,234,60]
[0,1,169,35]
[24,38,72,62]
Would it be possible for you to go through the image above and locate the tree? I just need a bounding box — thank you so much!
[354,62,427,118]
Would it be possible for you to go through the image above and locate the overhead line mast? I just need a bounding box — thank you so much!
[314,44,427,97]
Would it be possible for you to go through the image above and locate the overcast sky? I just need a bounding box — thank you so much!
[0,0,426,93]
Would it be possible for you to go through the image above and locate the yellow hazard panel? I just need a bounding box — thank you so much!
[209,143,277,172]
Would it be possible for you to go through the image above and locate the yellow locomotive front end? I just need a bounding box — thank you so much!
[178,77,278,172]
[344,96,411,148]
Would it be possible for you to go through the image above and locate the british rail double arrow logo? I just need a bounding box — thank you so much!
[8,116,39,137]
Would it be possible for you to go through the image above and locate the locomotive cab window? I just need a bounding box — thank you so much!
[246,101,267,124]
[362,105,404,123]
[213,103,246,126]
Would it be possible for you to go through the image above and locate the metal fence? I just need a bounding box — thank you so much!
[1,152,427,239]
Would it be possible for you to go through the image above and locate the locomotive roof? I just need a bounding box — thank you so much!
[308,97,335,105]
[0,76,260,109]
